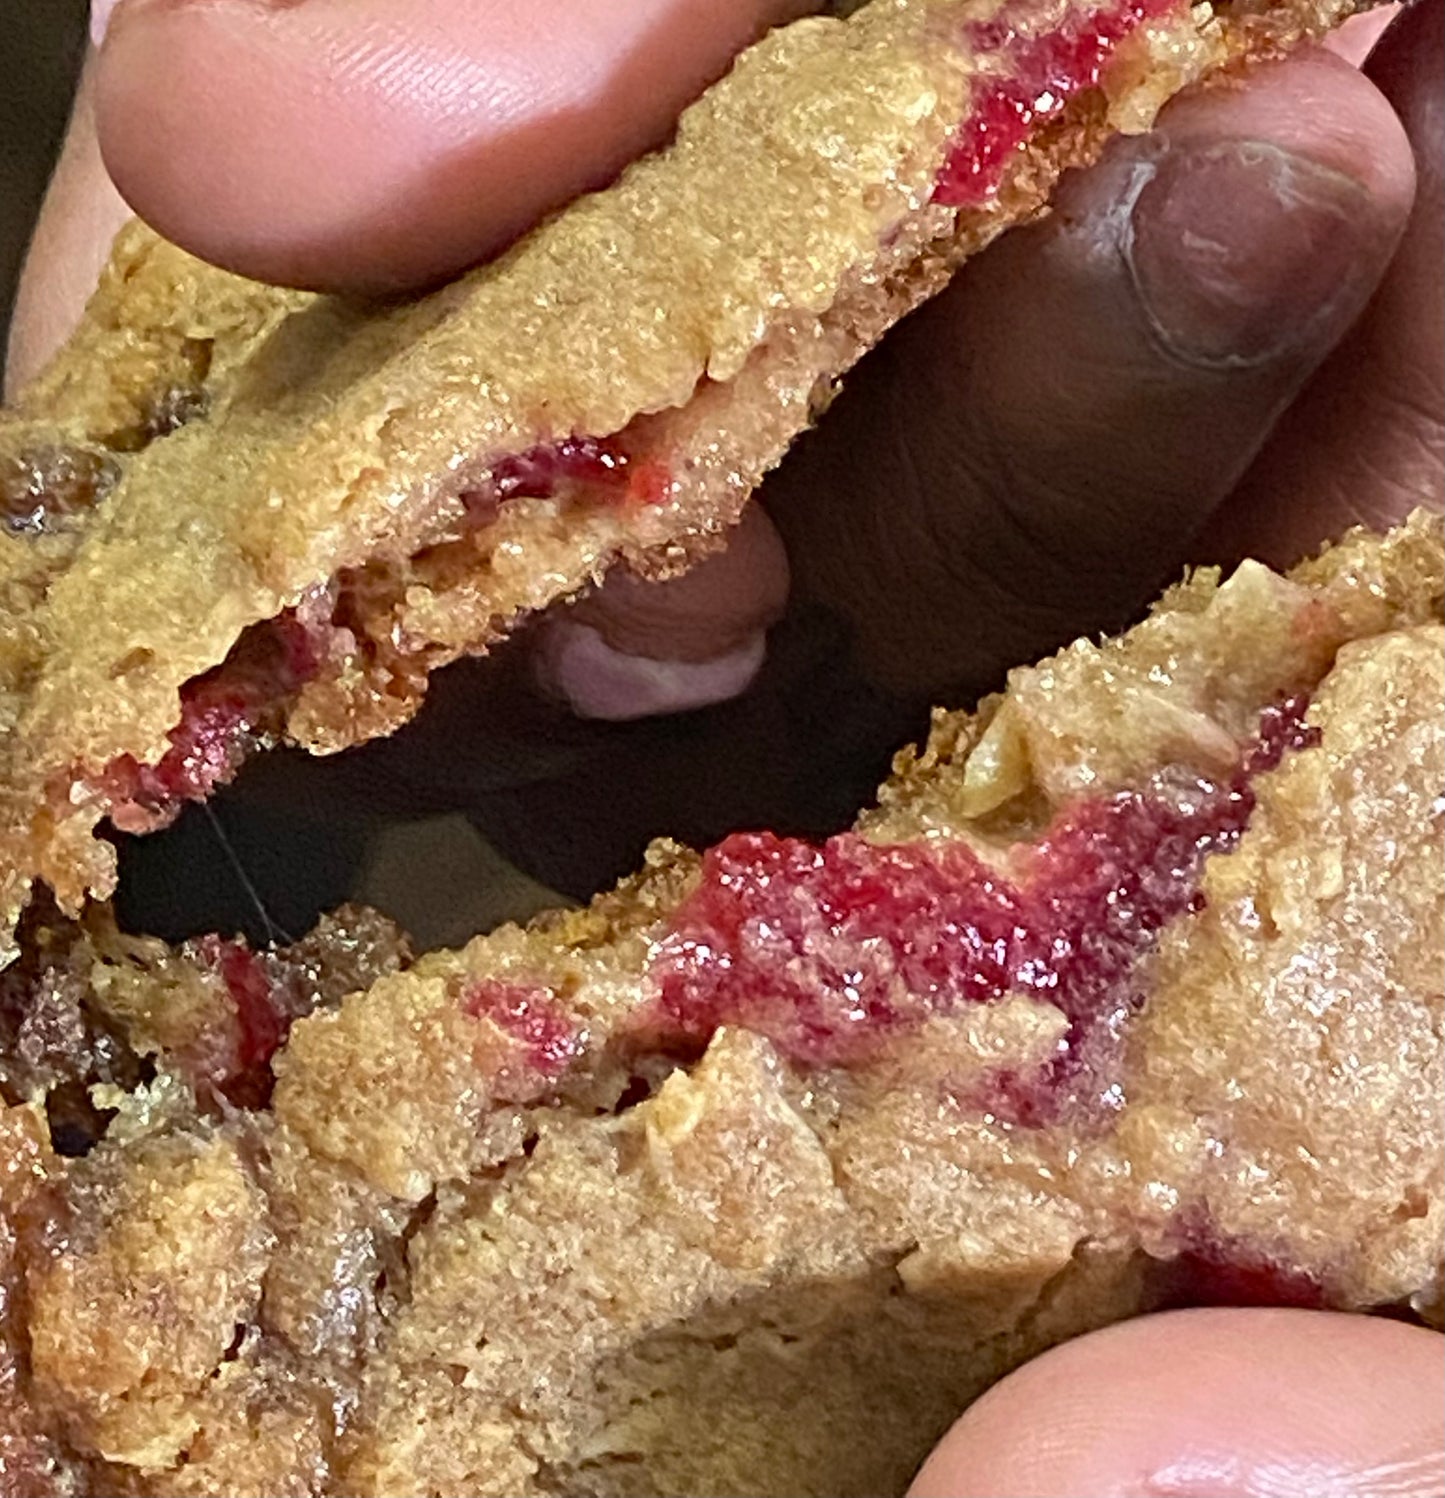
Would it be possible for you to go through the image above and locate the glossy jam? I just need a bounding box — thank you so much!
[491,437,628,503]
[463,979,580,1080]
[934,0,1180,208]
[204,938,286,1073]
[101,612,326,829]
[461,436,671,522]
[190,935,290,1108]
[647,699,1319,1072]
[1161,1233,1327,1310]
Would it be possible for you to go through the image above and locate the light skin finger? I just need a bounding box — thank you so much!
[9,0,796,715]
[909,1309,1445,1498]
[4,58,130,400]
[92,0,819,294]
[12,0,818,382]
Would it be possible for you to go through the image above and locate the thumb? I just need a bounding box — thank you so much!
[910,1310,1445,1498]
[93,0,819,295]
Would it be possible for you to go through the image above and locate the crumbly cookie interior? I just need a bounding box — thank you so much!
[1,515,1439,1498]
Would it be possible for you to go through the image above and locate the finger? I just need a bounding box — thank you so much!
[1199,0,1443,568]
[1321,4,1398,65]
[532,505,790,721]
[908,1309,1445,1498]
[4,57,131,400]
[93,0,818,295]
[765,46,1417,699]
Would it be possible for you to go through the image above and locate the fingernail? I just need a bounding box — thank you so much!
[536,622,767,721]
[91,0,122,47]
[1127,140,1382,369]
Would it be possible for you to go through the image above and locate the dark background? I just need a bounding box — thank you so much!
[0,1,88,386]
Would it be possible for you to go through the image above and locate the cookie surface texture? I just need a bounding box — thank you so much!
[0,515,1439,1498]
[0,0,1369,948]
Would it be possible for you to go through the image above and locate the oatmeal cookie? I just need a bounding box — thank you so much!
[0,514,1438,1497]
[0,0,1381,953]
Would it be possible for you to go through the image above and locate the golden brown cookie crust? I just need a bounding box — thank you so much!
[0,0,1369,952]
[0,514,1439,1497]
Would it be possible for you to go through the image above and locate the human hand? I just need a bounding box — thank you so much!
[9,0,1441,903]
[6,10,1443,1484]
[11,0,1439,726]
[908,1308,1444,1497]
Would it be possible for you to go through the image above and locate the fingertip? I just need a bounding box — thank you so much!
[908,1310,1445,1498]
[1153,43,1416,223]
[577,505,791,662]
[90,0,123,50]
[532,505,789,720]
[535,621,769,721]
[94,0,821,294]
[1320,4,1400,66]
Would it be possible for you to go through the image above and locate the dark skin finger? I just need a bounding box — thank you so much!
[1199,0,1444,565]
[763,43,1419,699]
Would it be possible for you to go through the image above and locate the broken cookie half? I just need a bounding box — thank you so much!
[0,514,1440,1496]
[0,0,1378,953]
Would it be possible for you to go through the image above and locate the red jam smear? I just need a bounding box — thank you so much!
[208,940,286,1073]
[1167,1253,1327,1310]
[645,697,1319,1073]
[491,437,629,503]
[98,437,667,826]
[101,612,327,831]
[462,436,671,522]
[463,979,581,1082]
[933,0,1180,208]
[192,935,291,1108]
[1160,1235,1327,1311]
[102,680,256,831]
[1243,694,1322,777]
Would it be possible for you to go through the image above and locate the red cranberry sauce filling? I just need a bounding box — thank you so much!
[94,435,670,828]
[460,436,672,523]
[933,0,1183,208]
[462,979,583,1094]
[204,939,287,1075]
[643,697,1320,1074]
[1159,1240,1327,1311]
[100,611,329,832]
[1157,1202,1330,1308]
[186,937,293,1108]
